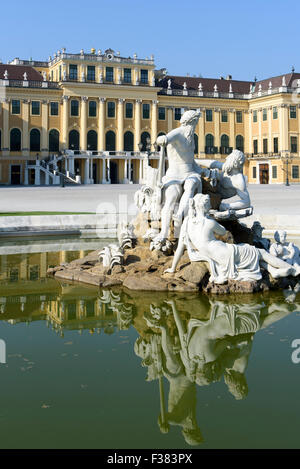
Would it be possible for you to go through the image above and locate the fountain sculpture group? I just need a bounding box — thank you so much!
[50,109,300,294]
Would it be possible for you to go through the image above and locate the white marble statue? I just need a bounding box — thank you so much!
[201,150,251,217]
[23,72,28,81]
[167,79,172,89]
[154,110,213,242]
[98,244,124,271]
[165,194,300,283]
[270,230,300,267]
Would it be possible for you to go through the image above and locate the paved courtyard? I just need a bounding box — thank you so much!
[0,183,299,216]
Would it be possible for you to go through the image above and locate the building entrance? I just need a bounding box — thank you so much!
[11,165,21,185]
[259,164,269,184]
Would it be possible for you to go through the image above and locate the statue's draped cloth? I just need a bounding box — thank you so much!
[183,222,262,283]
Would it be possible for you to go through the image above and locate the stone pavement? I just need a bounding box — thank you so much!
[0,183,299,234]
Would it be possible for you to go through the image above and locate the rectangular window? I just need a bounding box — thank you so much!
[12,99,20,115]
[263,138,268,154]
[175,108,182,121]
[31,101,40,115]
[291,136,298,153]
[70,100,79,116]
[106,67,114,82]
[125,102,133,119]
[252,167,257,179]
[263,108,267,121]
[290,106,297,119]
[142,103,150,119]
[89,100,97,117]
[253,110,257,123]
[141,69,148,84]
[236,111,243,123]
[272,166,278,179]
[158,107,166,120]
[107,101,115,118]
[221,110,228,122]
[87,66,95,81]
[273,137,278,153]
[69,64,78,80]
[124,68,131,83]
[253,139,258,154]
[292,165,299,178]
[50,102,59,116]
[273,107,278,119]
[206,109,213,122]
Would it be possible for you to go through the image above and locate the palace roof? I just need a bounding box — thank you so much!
[0,64,43,81]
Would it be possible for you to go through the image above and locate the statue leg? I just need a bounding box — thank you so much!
[259,249,300,278]
[174,178,200,223]
[158,184,181,240]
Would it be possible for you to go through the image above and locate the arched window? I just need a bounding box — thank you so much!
[69,130,80,150]
[30,129,40,152]
[220,134,229,154]
[10,128,21,151]
[236,135,244,152]
[106,130,115,151]
[87,130,98,151]
[124,131,134,151]
[194,134,198,154]
[49,129,59,152]
[205,134,214,154]
[141,131,151,151]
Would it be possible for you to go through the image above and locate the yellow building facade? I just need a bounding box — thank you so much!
[1,48,300,185]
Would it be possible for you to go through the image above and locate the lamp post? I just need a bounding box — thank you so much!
[281,153,293,186]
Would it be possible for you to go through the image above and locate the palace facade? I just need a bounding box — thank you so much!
[1,47,300,185]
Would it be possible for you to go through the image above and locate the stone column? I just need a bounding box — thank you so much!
[117,98,124,151]
[101,157,107,184]
[41,100,48,158]
[24,163,29,185]
[62,96,69,150]
[258,108,262,153]
[248,110,252,154]
[90,157,94,183]
[2,99,9,156]
[84,158,90,184]
[35,160,41,185]
[279,104,289,152]
[214,109,220,155]
[139,157,143,183]
[268,106,272,154]
[20,255,27,280]
[81,96,88,151]
[229,109,235,149]
[128,159,132,183]
[198,108,205,156]
[151,100,158,144]
[107,159,111,183]
[22,99,30,156]
[98,98,106,151]
[167,107,173,133]
[134,100,142,151]
[123,159,128,184]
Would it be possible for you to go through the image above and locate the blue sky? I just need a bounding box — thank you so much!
[2,0,299,81]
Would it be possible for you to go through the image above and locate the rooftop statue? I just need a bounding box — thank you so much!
[165,193,300,283]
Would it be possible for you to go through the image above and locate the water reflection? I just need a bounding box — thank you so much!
[0,249,299,446]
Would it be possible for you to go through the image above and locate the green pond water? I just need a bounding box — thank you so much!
[0,239,299,449]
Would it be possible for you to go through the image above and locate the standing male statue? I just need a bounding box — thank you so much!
[154,110,212,242]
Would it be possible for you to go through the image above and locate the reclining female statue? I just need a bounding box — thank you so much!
[165,193,300,283]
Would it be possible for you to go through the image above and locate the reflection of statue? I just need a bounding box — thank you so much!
[201,150,251,215]
[142,305,203,445]
[270,230,300,268]
[166,194,300,282]
[155,110,212,241]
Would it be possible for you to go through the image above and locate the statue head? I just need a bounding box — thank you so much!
[223,149,245,175]
[180,109,201,127]
[251,221,264,237]
[190,193,211,217]
[274,230,287,244]
[224,369,248,400]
